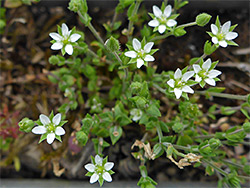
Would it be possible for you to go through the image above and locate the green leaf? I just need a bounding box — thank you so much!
[243,122,250,133]
[241,108,250,119]
[205,165,214,176]
[173,27,186,37]
[14,156,21,172]
[39,133,48,144]
[189,57,200,65]
[76,131,88,146]
[204,41,217,55]
[176,134,193,146]
[146,103,161,117]
[109,126,123,145]
[220,106,236,116]
[206,87,225,93]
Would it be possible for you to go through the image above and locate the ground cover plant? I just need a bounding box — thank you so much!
[1,0,250,187]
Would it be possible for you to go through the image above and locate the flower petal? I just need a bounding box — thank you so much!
[40,114,51,126]
[174,88,182,99]
[225,32,238,40]
[193,64,201,73]
[85,164,95,172]
[61,23,69,36]
[144,42,154,53]
[132,38,141,51]
[205,78,216,86]
[158,25,166,34]
[211,24,218,35]
[55,127,65,136]
[212,37,218,44]
[182,86,194,94]
[65,44,73,55]
[167,79,175,88]
[47,133,55,144]
[125,51,137,58]
[70,33,81,42]
[219,40,228,48]
[174,68,182,79]
[167,19,177,27]
[202,59,212,70]
[148,19,159,27]
[208,70,222,78]
[102,172,112,182]
[95,155,103,165]
[90,173,99,184]
[182,71,194,82]
[51,42,63,50]
[52,113,61,125]
[144,55,155,62]
[32,126,47,134]
[221,21,231,34]
[137,58,144,68]
[164,5,172,18]
[104,162,114,171]
[195,75,202,82]
[153,5,162,18]
[49,33,63,41]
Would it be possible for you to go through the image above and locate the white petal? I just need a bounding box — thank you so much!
[164,5,172,18]
[212,37,218,44]
[51,42,63,50]
[52,113,61,125]
[125,51,137,58]
[211,24,218,35]
[137,58,144,68]
[167,20,177,27]
[174,68,182,79]
[158,25,166,34]
[225,32,238,40]
[195,75,202,82]
[182,86,194,94]
[221,21,231,34]
[32,126,47,134]
[153,5,162,18]
[70,33,81,42]
[61,23,69,36]
[132,38,141,51]
[104,162,114,171]
[102,172,112,182]
[144,42,154,53]
[144,55,155,62]
[90,173,99,184]
[205,78,216,86]
[202,59,212,70]
[193,64,201,73]
[208,70,222,78]
[95,155,103,165]
[174,88,182,99]
[47,133,55,144]
[84,164,95,173]
[148,19,159,27]
[49,33,62,41]
[167,79,175,88]
[219,40,228,48]
[182,71,194,82]
[65,44,73,55]
[40,114,51,125]
[132,115,141,121]
[55,127,65,136]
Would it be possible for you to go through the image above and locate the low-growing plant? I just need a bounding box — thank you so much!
[18,0,250,187]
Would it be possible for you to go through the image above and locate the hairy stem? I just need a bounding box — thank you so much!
[127,0,141,40]
[196,91,248,101]
[155,123,163,143]
[202,158,228,177]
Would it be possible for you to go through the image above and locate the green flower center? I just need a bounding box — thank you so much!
[198,69,208,78]
[217,33,225,41]
[137,49,146,59]
[47,123,56,133]
[176,80,185,88]
[96,165,105,175]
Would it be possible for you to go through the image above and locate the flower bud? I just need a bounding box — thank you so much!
[18,118,35,133]
[243,122,250,133]
[76,131,88,146]
[68,0,81,12]
[105,36,120,52]
[196,13,212,27]
[49,55,60,65]
[208,138,221,149]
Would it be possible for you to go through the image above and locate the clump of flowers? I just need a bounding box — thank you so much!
[49,23,81,55]
[85,155,114,186]
[32,113,66,144]
[167,68,195,99]
[193,58,222,87]
[148,5,178,34]
[125,38,156,68]
[130,108,143,121]
[208,17,238,48]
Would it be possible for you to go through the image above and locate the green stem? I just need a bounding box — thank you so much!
[87,49,113,64]
[222,159,244,169]
[202,158,228,177]
[155,123,163,143]
[176,21,197,29]
[153,83,166,94]
[111,11,118,28]
[238,175,250,180]
[151,32,172,42]
[196,91,248,101]
[194,135,215,139]
[127,0,141,40]
[113,51,128,79]
[98,137,103,155]
[193,53,207,65]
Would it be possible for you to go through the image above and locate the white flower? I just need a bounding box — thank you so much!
[193,58,222,87]
[130,108,143,121]
[167,68,194,99]
[210,20,238,48]
[49,23,81,55]
[85,155,114,185]
[32,113,65,144]
[148,5,177,34]
[125,38,155,68]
